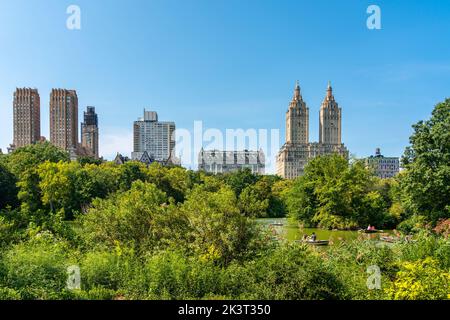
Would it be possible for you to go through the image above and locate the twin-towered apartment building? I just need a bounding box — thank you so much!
[11,88,99,159]
[276,82,349,178]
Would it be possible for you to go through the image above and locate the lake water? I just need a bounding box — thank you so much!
[257,218,392,244]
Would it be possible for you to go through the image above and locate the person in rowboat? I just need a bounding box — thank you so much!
[310,232,317,242]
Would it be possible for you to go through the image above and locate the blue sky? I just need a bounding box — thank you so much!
[1,0,449,172]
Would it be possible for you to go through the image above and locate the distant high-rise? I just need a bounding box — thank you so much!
[132,109,175,162]
[81,106,99,158]
[13,88,40,148]
[49,89,78,151]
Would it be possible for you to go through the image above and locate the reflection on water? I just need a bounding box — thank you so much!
[257,218,392,244]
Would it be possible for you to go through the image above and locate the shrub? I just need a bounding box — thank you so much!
[245,244,347,300]
[0,232,74,299]
[397,215,428,234]
[0,287,21,300]
[385,258,450,300]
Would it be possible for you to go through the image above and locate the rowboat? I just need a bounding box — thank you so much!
[296,240,329,246]
[358,229,382,234]
[269,222,284,227]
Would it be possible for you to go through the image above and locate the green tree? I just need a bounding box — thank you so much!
[270,179,294,217]
[5,143,69,215]
[401,99,450,224]
[237,176,283,218]
[287,155,388,229]
[79,181,187,253]
[238,183,270,217]
[180,185,261,265]
[2,142,69,178]
[0,163,18,209]
[144,163,193,203]
[77,156,103,166]
[221,168,259,197]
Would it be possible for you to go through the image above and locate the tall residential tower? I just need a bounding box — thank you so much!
[132,109,175,163]
[12,88,41,148]
[49,89,79,152]
[81,106,99,158]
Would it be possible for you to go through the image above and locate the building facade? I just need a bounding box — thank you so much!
[198,149,265,174]
[49,89,79,152]
[276,82,349,179]
[12,88,41,149]
[132,110,175,162]
[365,148,400,178]
[81,106,99,158]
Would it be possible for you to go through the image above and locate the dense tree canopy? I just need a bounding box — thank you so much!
[0,142,69,178]
[0,164,18,209]
[287,155,393,229]
[401,99,450,224]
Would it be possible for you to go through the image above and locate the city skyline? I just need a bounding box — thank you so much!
[1,1,450,173]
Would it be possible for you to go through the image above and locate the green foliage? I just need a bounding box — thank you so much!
[220,168,258,196]
[0,287,21,300]
[238,183,270,217]
[145,163,193,203]
[385,258,450,300]
[2,142,69,178]
[0,163,18,209]
[0,215,21,248]
[233,175,288,218]
[79,246,138,294]
[401,99,450,224]
[287,155,390,229]
[0,232,74,299]
[77,156,103,166]
[270,179,293,217]
[397,215,428,234]
[243,244,347,300]
[394,231,450,269]
[79,181,180,253]
[181,185,263,265]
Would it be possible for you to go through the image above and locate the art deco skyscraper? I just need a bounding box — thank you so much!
[286,81,309,144]
[13,88,41,148]
[277,81,348,179]
[319,82,342,145]
[81,106,99,158]
[49,89,78,151]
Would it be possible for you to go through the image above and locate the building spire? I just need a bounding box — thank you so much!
[294,80,301,101]
[326,81,333,100]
